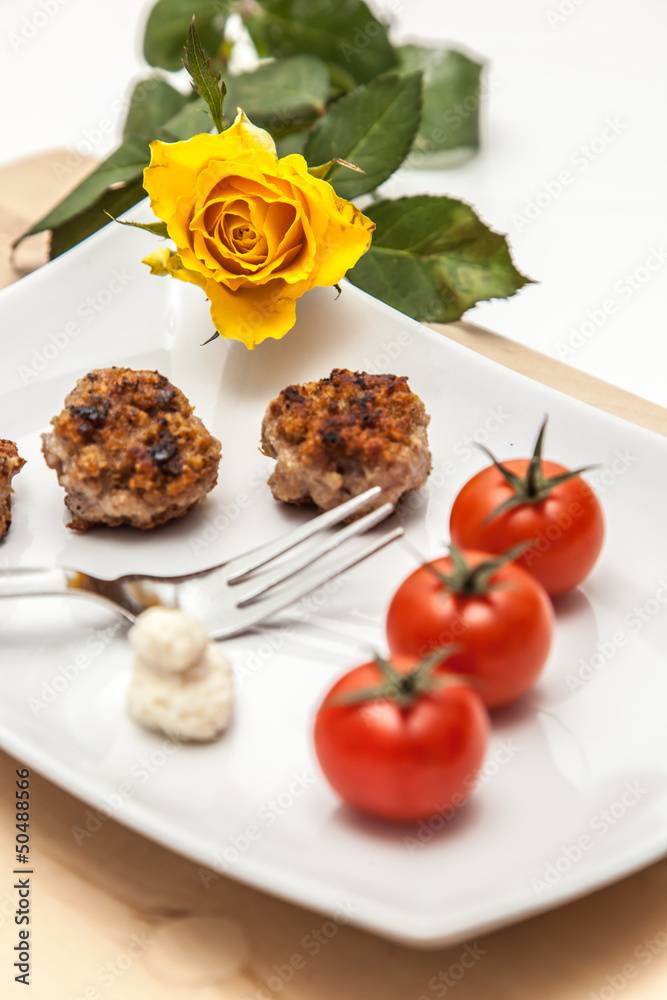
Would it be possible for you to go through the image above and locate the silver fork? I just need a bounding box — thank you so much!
[0,488,402,638]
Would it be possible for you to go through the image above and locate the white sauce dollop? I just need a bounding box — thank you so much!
[127,607,233,741]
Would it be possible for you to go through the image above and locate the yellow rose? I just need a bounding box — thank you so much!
[142,110,375,349]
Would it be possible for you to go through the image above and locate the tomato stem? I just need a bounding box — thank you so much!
[477,415,599,522]
[330,648,466,710]
[427,542,533,596]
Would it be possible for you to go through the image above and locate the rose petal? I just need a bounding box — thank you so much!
[205,276,308,350]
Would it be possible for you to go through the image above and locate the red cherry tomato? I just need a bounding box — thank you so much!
[314,654,489,823]
[386,550,554,709]
[450,459,604,596]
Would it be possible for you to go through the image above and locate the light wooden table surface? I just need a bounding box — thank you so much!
[1,152,667,1000]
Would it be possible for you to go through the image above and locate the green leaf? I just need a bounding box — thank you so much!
[106,216,170,238]
[122,76,192,141]
[275,131,308,158]
[225,55,329,132]
[398,45,483,155]
[49,178,147,259]
[304,72,422,199]
[15,9,221,259]
[243,0,398,85]
[19,138,151,240]
[15,96,211,257]
[143,0,227,71]
[327,63,358,97]
[161,97,211,139]
[183,15,226,133]
[347,195,532,322]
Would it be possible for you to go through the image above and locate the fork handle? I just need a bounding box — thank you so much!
[0,566,80,598]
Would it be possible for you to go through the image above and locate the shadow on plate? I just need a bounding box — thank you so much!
[327,792,484,847]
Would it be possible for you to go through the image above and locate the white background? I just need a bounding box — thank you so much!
[1,0,666,407]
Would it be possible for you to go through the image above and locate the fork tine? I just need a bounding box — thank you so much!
[236,502,395,606]
[228,524,404,631]
[224,486,383,583]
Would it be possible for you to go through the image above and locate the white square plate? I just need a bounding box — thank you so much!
[1,210,667,947]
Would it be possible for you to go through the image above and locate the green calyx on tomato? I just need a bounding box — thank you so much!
[426,541,533,597]
[478,416,598,521]
[332,648,467,710]
[314,652,490,822]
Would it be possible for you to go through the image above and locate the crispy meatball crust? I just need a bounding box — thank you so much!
[0,440,26,539]
[261,368,431,512]
[41,367,221,530]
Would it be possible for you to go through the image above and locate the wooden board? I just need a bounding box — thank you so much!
[1,152,667,999]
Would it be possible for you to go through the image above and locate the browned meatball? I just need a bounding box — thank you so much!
[42,368,221,530]
[0,440,26,539]
[261,368,431,512]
